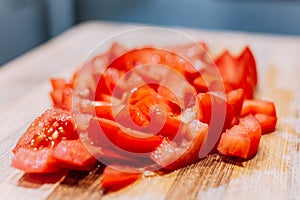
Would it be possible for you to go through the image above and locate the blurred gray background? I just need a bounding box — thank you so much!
[1,0,300,66]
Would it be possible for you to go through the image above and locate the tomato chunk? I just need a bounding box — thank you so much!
[13,109,77,153]
[217,115,261,159]
[101,166,141,191]
[254,113,277,134]
[151,120,208,170]
[52,140,97,171]
[89,118,163,153]
[226,88,244,116]
[241,99,277,117]
[11,148,61,173]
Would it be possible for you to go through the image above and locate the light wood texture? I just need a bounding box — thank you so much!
[0,21,299,200]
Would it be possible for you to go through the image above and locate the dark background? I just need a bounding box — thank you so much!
[1,0,300,66]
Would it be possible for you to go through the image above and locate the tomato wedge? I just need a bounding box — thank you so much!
[254,113,277,134]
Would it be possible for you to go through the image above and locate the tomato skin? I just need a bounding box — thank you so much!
[241,99,277,117]
[101,166,141,192]
[217,115,261,159]
[11,148,62,173]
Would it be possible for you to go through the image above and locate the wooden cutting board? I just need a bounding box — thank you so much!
[0,21,299,200]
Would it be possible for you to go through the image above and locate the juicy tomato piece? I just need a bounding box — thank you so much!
[198,93,235,131]
[217,115,261,159]
[107,48,191,75]
[226,88,244,116]
[52,140,97,171]
[214,47,257,99]
[50,78,73,111]
[151,120,208,170]
[13,109,77,153]
[254,113,277,134]
[11,148,61,173]
[134,95,173,118]
[193,76,209,93]
[90,118,163,153]
[115,104,150,130]
[144,104,182,139]
[128,84,158,105]
[101,166,141,192]
[241,99,277,117]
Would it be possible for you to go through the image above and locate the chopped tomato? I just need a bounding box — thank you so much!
[217,115,261,159]
[197,93,234,131]
[12,109,97,173]
[254,113,277,134]
[151,120,208,170]
[226,88,244,116]
[214,47,257,99]
[90,118,163,153]
[101,166,141,192]
[13,109,77,153]
[11,148,61,173]
[50,78,73,111]
[52,140,97,170]
[241,99,277,117]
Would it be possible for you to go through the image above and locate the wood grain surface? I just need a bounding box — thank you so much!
[0,21,299,200]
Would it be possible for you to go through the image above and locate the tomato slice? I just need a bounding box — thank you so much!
[52,140,97,171]
[241,99,277,117]
[11,148,61,173]
[217,115,261,159]
[101,166,141,192]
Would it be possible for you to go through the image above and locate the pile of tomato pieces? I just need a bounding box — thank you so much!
[12,42,277,192]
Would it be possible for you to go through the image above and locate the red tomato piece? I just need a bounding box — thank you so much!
[13,109,77,153]
[52,140,97,171]
[115,104,150,130]
[144,104,182,139]
[90,118,163,153]
[226,88,244,116]
[11,148,61,173]
[254,113,277,134]
[214,47,257,99]
[198,93,235,131]
[101,166,141,192]
[217,115,261,159]
[50,78,73,111]
[241,99,277,117]
[151,120,208,170]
